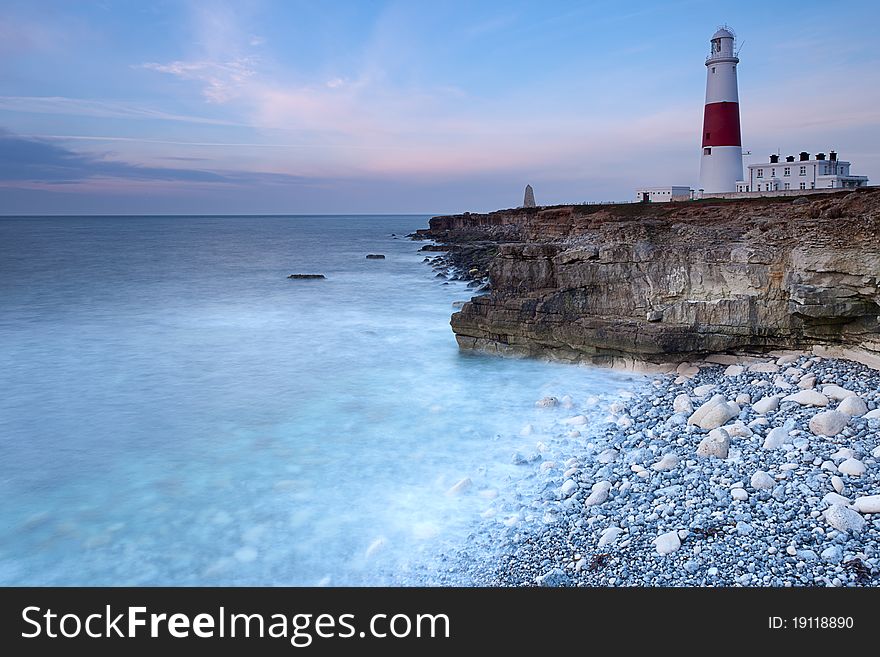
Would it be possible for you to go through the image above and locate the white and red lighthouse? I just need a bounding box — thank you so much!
[699,26,743,194]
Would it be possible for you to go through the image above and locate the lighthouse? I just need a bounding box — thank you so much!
[699,26,743,194]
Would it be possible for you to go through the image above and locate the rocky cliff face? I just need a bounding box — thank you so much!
[427,189,880,368]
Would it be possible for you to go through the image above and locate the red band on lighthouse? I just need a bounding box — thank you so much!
[701,102,741,147]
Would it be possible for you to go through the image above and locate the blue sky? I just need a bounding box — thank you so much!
[1,0,878,214]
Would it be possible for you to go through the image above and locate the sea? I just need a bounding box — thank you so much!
[0,215,638,585]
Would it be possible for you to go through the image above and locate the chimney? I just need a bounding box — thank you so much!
[816,152,826,160]
[769,154,779,163]
[785,155,795,162]
[799,151,810,161]
[829,150,837,161]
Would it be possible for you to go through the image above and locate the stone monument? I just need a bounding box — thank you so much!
[523,184,536,208]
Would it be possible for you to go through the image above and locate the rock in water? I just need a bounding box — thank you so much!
[287,273,325,279]
[687,395,740,430]
[522,184,536,208]
[446,477,472,495]
[825,504,866,533]
[654,530,682,555]
[696,428,730,459]
[852,495,880,514]
[365,254,386,259]
[837,395,867,417]
[365,537,387,559]
[809,410,849,436]
[535,396,558,408]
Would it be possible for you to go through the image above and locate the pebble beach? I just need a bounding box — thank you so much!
[443,353,880,587]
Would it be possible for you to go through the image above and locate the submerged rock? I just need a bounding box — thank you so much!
[287,273,325,279]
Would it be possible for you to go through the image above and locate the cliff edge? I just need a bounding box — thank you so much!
[425,188,880,368]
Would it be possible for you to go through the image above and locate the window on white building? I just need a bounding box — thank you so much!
[799,182,806,189]
[784,183,790,190]
[784,167,790,176]
[757,169,763,178]
[704,147,711,155]
[799,166,806,176]
[771,168,776,177]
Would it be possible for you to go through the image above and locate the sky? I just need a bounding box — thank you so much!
[1,0,878,215]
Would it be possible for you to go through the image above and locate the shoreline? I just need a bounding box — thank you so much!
[451,352,880,587]
[413,232,879,587]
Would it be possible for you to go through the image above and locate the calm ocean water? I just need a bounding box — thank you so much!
[0,215,637,585]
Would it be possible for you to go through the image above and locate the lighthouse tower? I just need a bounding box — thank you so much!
[699,26,743,194]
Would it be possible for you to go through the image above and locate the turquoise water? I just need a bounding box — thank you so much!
[0,215,636,585]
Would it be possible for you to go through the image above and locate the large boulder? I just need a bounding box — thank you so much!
[688,395,740,430]
[809,410,849,437]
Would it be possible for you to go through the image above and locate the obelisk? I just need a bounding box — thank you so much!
[523,184,536,208]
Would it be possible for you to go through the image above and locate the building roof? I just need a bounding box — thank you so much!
[712,27,734,39]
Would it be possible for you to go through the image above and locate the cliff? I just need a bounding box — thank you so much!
[426,188,880,368]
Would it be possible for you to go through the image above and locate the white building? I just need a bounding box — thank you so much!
[635,186,693,202]
[737,151,868,192]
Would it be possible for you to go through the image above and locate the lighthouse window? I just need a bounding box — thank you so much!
[712,67,716,73]
[704,147,711,155]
